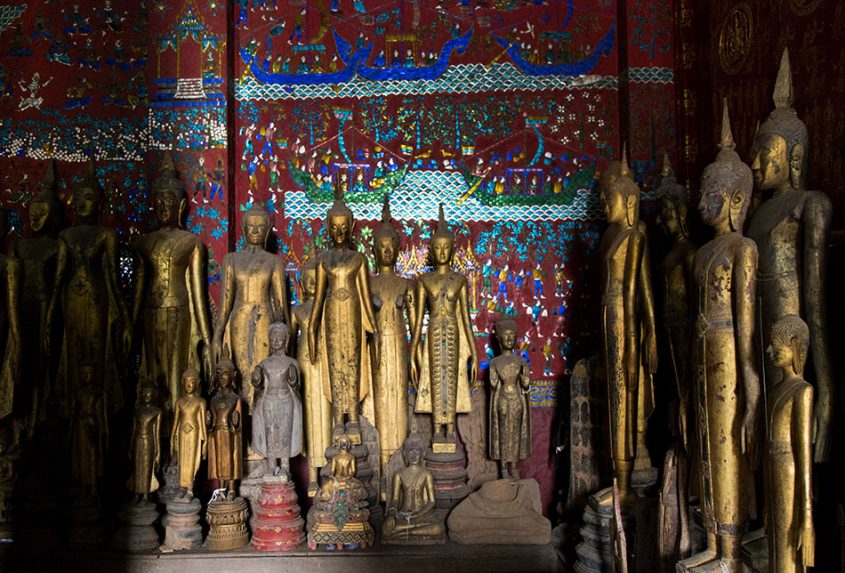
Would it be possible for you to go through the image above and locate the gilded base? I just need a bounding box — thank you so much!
[431,442,457,454]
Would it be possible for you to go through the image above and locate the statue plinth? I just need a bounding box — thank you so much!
[67,497,105,550]
[205,496,250,550]
[424,449,469,510]
[161,497,202,551]
[112,501,160,552]
[251,480,305,551]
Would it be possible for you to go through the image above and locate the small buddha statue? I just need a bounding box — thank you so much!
[291,257,331,496]
[308,188,379,445]
[381,433,445,544]
[679,100,760,573]
[251,322,302,478]
[765,315,814,573]
[370,195,416,483]
[488,318,531,480]
[170,366,207,500]
[597,146,658,500]
[747,48,833,462]
[134,153,214,417]
[207,353,243,500]
[127,382,162,503]
[213,203,289,414]
[410,205,477,452]
[70,365,109,498]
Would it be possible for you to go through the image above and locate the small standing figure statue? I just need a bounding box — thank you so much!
[765,315,814,573]
[251,322,303,479]
[381,433,446,545]
[170,366,207,499]
[488,318,531,480]
[70,365,109,498]
[207,353,243,499]
[127,382,162,503]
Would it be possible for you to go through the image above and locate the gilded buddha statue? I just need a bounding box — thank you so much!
[370,195,416,482]
[410,205,477,454]
[291,257,332,496]
[679,100,760,573]
[213,203,289,414]
[308,188,379,445]
[46,158,129,416]
[207,353,243,500]
[747,48,833,462]
[598,147,658,500]
[127,382,162,503]
[170,366,207,500]
[134,153,213,417]
[765,315,814,573]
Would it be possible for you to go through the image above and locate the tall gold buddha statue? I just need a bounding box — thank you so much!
[765,315,814,573]
[370,195,416,482]
[134,153,213,417]
[11,161,62,430]
[597,146,657,500]
[46,158,129,416]
[213,203,289,413]
[410,205,477,454]
[308,188,379,445]
[291,257,331,496]
[0,209,21,421]
[679,100,760,573]
[747,48,833,462]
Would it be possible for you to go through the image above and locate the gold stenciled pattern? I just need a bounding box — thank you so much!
[719,3,753,75]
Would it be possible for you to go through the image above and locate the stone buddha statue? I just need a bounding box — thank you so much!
[597,146,657,501]
[747,48,833,462]
[679,100,760,573]
[47,158,129,416]
[308,188,379,445]
[410,205,477,454]
[213,203,289,414]
[370,195,416,484]
[134,153,213,418]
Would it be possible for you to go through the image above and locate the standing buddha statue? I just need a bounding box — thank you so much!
[207,353,243,500]
[127,382,162,503]
[410,205,477,453]
[308,188,379,445]
[679,100,760,573]
[134,153,214,417]
[170,366,207,500]
[370,195,416,483]
[597,146,658,501]
[746,48,833,462]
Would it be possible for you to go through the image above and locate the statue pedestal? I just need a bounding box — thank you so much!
[251,478,305,551]
[67,497,105,550]
[205,497,250,551]
[112,501,160,552]
[424,450,469,510]
[161,497,202,551]
[322,443,382,525]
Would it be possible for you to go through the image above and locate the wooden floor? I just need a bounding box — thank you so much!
[2,540,564,573]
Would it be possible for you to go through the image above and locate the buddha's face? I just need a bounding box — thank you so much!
[405,446,422,465]
[243,214,268,247]
[328,215,352,247]
[497,328,517,352]
[183,374,198,395]
[80,366,94,386]
[153,189,182,226]
[698,175,730,228]
[29,201,51,233]
[216,366,234,389]
[301,269,316,297]
[767,338,793,370]
[658,198,680,236]
[269,327,287,352]
[375,236,398,267]
[73,187,99,219]
[750,133,789,191]
[140,386,154,405]
[599,180,627,224]
[431,236,454,266]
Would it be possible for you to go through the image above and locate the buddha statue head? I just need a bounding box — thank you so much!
[767,314,809,377]
[300,257,318,300]
[215,346,237,392]
[30,159,62,235]
[656,152,690,240]
[182,365,201,396]
[494,317,518,353]
[138,380,157,406]
[151,152,186,229]
[268,321,290,354]
[699,99,753,232]
[750,48,808,192]
[73,157,105,224]
[402,432,425,466]
[326,186,354,248]
[241,202,271,249]
[430,203,455,268]
[373,194,400,269]
[599,144,639,227]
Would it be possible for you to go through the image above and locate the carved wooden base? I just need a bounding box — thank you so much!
[112,501,160,552]
[251,479,305,551]
[307,521,375,551]
[162,497,202,551]
[205,497,250,551]
[424,449,470,510]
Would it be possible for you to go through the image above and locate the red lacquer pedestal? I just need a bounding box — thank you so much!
[250,478,306,551]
